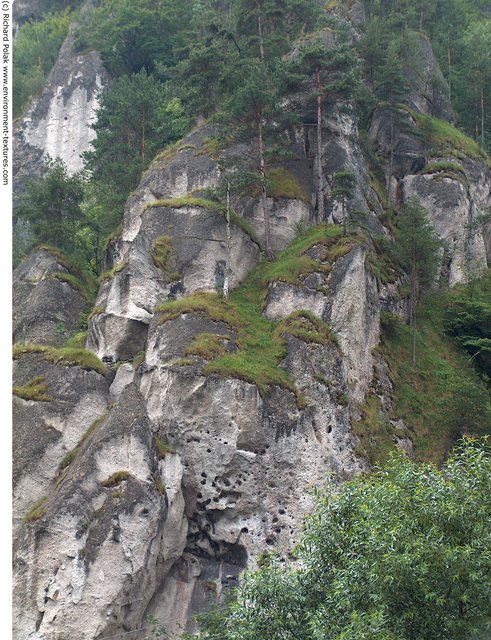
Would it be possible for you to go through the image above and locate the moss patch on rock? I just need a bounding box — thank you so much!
[13,375,52,402]
[157,224,350,407]
[24,497,48,523]
[185,332,229,360]
[152,235,181,282]
[13,344,107,376]
[277,310,337,346]
[101,471,130,488]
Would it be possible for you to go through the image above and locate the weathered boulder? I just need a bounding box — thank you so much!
[13,386,175,640]
[12,352,109,539]
[403,157,489,285]
[13,248,87,346]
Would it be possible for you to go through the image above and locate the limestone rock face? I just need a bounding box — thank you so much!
[13,248,87,346]
[138,308,364,634]
[264,244,380,402]
[13,386,172,640]
[13,0,110,194]
[403,158,489,285]
[12,354,109,539]
[12,21,491,640]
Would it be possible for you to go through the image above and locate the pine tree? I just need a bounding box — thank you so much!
[393,197,441,365]
[295,29,360,222]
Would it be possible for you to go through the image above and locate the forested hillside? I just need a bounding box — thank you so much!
[12,1,491,638]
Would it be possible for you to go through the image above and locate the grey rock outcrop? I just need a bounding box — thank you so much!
[12,20,491,640]
[13,248,87,345]
[12,353,109,539]
[13,0,110,196]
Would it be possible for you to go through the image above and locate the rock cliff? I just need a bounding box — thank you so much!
[12,18,490,640]
[13,0,110,193]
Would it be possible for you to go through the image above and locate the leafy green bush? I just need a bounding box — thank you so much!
[200,439,491,640]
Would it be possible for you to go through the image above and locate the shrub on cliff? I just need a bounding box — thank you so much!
[199,439,491,640]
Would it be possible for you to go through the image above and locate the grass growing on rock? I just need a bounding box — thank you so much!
[157,225,348,406]
[355,287,491,466]
[101,471,130,488]
[153,236,181,282]
[277,311,338,346]
[145,195,261,247]
[185,332,229,359]
[409,111,487,161]
[421,160,466,177]
[99,259,129,283]
[154,435,174,459]
[13,375,52,402]
[13,344,107,376]
[24,497,48,523]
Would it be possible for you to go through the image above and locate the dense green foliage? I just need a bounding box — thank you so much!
[444,270,491,382]
[392,197,441,364]
[354,272,491,466]
[361,0,491,150]
[14,158,103,273]
[13,9,72,117]
[199,439,491,640]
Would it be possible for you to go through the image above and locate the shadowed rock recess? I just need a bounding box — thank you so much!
[12,9,490,640]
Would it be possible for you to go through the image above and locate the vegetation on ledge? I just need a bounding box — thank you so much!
[157,225,348,407]
[13,376,53,402]
[101,471,130,488]
[13,344,107,377]
[354,277,491,466]
[24,497,48,523]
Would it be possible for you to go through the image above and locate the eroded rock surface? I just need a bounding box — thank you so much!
[13,0,110,194]
[13,248,87,346]
[12,22,491,640]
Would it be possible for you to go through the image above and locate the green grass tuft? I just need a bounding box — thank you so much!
[421,160,466,176]
[157,291,239,327]
[13,375,52,402]
[154,435,174,459]
[157,225,351,407]
[152,236,181,282]
[64,331,88,349]
[277,310,337,346]
[185,332,229,360]
[24,497,48,523]
[265,167,310,203]
[87,306,105,322]
[59,451,76,470]
[172,357,196,367]
[99,259,129,283]
[101,471,130,488]
[13,344,107,376]
[409,110,486,161]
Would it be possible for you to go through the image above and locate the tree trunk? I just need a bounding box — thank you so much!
[315,68,324,222]
[480,84,484,149]
[141,111,146,162]
[257,106,273,260]
[388,110,394,206]
[224,180,231,300]
[257,2,265,61]
[412,253,417,367]
[447,35,452,101]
